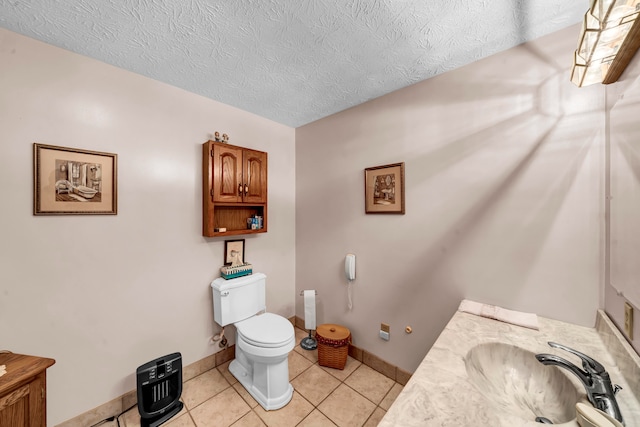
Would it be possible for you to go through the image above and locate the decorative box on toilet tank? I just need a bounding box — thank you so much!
[316,324,351,370]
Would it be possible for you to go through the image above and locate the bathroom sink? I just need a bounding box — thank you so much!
[464,342,580,424]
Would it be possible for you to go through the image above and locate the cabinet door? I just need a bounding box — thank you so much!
[0,384,29,426]
[0,374,46,427]
[213,144,243,203]
[242,149,267,204]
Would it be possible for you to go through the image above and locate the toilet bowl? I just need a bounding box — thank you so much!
[229,313,295,410]
[211,273,295,410]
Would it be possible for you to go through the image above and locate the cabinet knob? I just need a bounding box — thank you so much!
[244,185,248,195]
[238,184,242,196]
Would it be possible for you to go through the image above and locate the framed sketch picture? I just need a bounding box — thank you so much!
[224,239,245,266]
[364,162,405,214]
[33,143,118,215]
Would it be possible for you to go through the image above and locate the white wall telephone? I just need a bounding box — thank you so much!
[345,253,356,281]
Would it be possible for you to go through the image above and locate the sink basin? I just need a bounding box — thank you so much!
[464,342,580,424]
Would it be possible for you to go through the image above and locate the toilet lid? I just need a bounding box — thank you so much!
[236,313,294,348]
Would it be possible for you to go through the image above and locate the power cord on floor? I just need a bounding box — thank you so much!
[211,327,228,348]
[90,402,137,427]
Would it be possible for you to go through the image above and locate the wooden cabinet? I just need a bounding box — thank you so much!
[203,140,268,237]
[0,352,55,427]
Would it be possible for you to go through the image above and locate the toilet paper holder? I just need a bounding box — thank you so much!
[300,290,318,351]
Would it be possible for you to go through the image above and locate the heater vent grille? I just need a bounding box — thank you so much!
[153,380,170,403]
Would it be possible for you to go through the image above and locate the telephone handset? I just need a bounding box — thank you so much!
[345,254,356,281]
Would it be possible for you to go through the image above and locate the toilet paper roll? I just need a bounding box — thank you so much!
[304,290,316,331]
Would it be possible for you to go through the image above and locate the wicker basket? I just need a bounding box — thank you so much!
[316,324,351,370]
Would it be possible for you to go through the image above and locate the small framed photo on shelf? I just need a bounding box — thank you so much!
[364,162,405,214]
[224,239,245,266]
[33,143,118,215]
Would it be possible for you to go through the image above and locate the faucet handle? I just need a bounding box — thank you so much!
[547,342,606,374]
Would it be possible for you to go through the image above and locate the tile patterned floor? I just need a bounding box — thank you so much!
[116,327,403,427]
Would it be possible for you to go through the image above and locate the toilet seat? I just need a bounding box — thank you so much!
[235,313,294,348]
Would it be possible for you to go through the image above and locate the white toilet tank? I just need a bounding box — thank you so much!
[211,273,267,327]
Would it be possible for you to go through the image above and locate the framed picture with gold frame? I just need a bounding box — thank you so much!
[364,162,405,214]
[33,143,118,215]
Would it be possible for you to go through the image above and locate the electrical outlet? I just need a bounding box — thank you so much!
[380,323,390,341]
[624,302,634,339]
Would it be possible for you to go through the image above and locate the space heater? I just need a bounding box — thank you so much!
[136,352,183,427]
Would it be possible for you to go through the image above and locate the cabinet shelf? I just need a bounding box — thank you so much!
[211,228,266,237]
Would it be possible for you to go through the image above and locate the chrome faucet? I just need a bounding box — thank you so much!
[535,342,624,425]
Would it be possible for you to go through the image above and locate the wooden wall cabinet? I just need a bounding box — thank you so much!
[203,140,268,237]
[0,352,55,427]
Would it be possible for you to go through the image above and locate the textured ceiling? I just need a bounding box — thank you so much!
[0,0,587,127]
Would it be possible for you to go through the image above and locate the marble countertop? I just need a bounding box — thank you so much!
[379,310,640,426]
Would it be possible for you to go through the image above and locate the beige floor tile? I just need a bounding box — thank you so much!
[297,409,338,426]
[379,383,403,411]
[288,350,314,380]
[297,347,319,364]
[293,346,318,360]
[320,356,360,382]
[291,365,341,406]
[317,384,376,427]
[182,368,232,410]
[253,391,314,427]
[120,408,141,427]
[230,410,266,426]
[190,387,251,427]
[294,329,319,363]
[217,360,239,385]
[344,365,394,405]
[233,382,260,409]
[363,407,386,427]
[164,412,196,427]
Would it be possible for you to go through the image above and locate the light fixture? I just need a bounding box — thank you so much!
[571,0,640,86]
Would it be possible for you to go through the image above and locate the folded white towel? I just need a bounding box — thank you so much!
[458,299,539,330]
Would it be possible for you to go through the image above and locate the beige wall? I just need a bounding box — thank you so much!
[0,29,296,425]
[295,25,606,373]
[605,52,640,354]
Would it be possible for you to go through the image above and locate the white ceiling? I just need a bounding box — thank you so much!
[0,0,588,127]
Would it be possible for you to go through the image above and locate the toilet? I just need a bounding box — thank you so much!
[211,273,295,410]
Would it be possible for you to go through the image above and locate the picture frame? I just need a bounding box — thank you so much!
[33,143,118,215]
[224,239,245,266]
[364,162,405,214]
